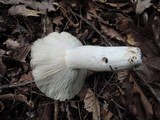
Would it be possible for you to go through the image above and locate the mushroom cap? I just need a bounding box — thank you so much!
[31,32,87,101]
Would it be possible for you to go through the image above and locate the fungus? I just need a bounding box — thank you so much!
[31,32,142,101]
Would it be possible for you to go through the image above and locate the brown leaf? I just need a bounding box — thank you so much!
[4,38,20,49]
[0,93,34,108]
[84,88,101,120]
[151,14,160,49]
[100,24,125,42]
[26,1,56,12]
[7,67,21,77]
[8,45,31,62]
[52,16,64,25]
[135,0,152,14]
[0,49,5,55]
[0,0,55,12]
[126,33,139,45]
[145,57,160,71]
[8,5,44,17]
[0,101,4,112]
[121,73,153,120]
[19,71,33,82]
[0,57,6,76]
[101,103,113,120]
[136,56,160,83]
[126,30,159,57]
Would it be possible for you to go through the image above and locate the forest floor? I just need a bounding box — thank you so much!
[0,0,160,120]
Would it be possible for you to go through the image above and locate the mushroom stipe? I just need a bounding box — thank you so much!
[31,32,142,101]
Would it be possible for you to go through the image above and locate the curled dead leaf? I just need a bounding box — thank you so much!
[19,71,33,82]
[0,101,4,112]
[8,45,31,62]
[101,106,113,120]
[0,58,6,75]
[84,88,101,120]
[135,0,152,14]
[4,38,20,49]
[126,33,139,45]
[121,74,153,120]
[0,93,34,108]
[8,5,44,17]
[100,23,125,42]
[52,16,64,25]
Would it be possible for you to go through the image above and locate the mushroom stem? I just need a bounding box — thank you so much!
[65,46,141,71]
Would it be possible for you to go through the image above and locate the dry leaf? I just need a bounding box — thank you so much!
[0,0,55,12]
[7,67,21,77]
[126,30,159,57]
[4,38,20,49]
[8,45,31,62]
[135,0,152,14]
[100,24,125,42]
[121,74,153,120]
[151,14,160,49]
[145,57,160,71]
[0,101,4,112]
[84,88,101,120]
[0,58,6,75]
[52,16,64,25]
[26,1,56,12]
[0,49,5,55]
[19,71,33,82]
[101,106,113,120]
[126,33,139,45]
[136,58,160,83]
[8,5,44,17]
[0,94,34,108]
[42,17,53,35]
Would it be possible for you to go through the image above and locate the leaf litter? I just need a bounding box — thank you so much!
[0,0,160,119]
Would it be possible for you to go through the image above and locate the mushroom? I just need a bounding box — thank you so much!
[31,32,142,101]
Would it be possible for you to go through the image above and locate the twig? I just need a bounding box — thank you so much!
[0,80,35,90]
[143,80,160,104]
[54,101,59,120]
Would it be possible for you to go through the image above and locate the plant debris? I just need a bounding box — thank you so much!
[0,0,160,119]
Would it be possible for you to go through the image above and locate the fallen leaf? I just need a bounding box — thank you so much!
[7,67,21,77]
[0,101,4,112]
[136,58,160,83]
[0,58,6,76]
[26,1,56,12]
[121,73,153,120]
[126,33,139,45]
[52,16,64,25]
[8,45,31,62]
[8,5,44,17]
[101,106,113,120]
[100,23,125,42]
[135,0,152,14]
[0,49,5,55]
[151,14,160,49]
[84,88,101,120]
[0,0,55,12]
[4,38,20,49]
[145,57,160,71]
[0,93,34,108]
[42,17,53,36]
[19,71,33,82]
[100,101,113,120]
[126,30,159,57]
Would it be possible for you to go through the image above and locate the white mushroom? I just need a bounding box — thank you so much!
[31,32,142,101]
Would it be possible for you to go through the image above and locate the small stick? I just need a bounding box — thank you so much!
[0,80,35,90]
[54,101,59,120]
